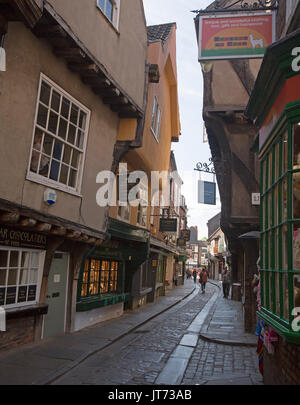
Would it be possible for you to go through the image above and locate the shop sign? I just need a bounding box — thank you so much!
[0,226,47,249]
[181,229,191,241]
[198,180,216,205]
[159,218,177,233]
[252,193,261,206]
[198,12,275,61]
[177,238,186,248]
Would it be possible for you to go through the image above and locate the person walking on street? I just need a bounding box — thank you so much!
[192,269,197,284]
[199,268,208,294]
[222,266,231,298]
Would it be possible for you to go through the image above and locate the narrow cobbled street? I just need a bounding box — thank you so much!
[0,279,262,386]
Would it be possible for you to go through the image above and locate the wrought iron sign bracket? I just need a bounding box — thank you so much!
[194,158,216,175]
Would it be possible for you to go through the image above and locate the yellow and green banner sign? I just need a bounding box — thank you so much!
[198,12,275,61]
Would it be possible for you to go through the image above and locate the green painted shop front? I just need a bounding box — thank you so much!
[76,218,150,318]
[246,28,300,385]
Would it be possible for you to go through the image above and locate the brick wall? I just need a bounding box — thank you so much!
[264,336,300,385]
[0,316,36,352]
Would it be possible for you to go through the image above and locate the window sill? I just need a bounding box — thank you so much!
[257,309,300,344]
[76,293,129,312]
[5,303,48,320]
[26,172,82,198]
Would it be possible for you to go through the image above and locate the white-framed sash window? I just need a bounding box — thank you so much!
[97,0,120,29]
[0,247,45,309]
[151,96,162,142]
[27,74,90,196]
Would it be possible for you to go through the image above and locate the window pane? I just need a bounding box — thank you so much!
[79,111,87,130]
[8,269,18,286]
[63,145,72,165]
[61,97,70,119]
[40,82,51,106]
[70,104,79,125]
[76,130,84,149]
[283,177,288,222]
[33,129,43,152]
[293,124,300,166]
[81,284,88,297]
[283,133,288,173]
[71,150,80,168]
[48,111,59,134]
[151,97,157,130]
[106,0,113,20]
[21,252,30,268]
[9,251,19,268]
[50,160,60,181]
[31,252,39,268]
[53,141,63,160]
[68,124,76,145]
[51,90,61,112]
[29,269,38,284]
[58,118,68,140]
[282,225,288,270]
[283,273,289,320]
[19,269,28,285]
[0,251,8,268]
[98,0,105,11]
[68,169,77,188]
[39,155,50,176]
[294,274,300,308]
[275,272,280,316]
[293,225,300,270]
[43,134,54,156]
[59,164,69,185]
[37,104,48,128]
[0,269,6,285]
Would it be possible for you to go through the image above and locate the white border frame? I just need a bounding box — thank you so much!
[0,246,46,309]
[26,73,91,197]
[198,11,276,61]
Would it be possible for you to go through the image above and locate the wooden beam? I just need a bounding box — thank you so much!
[36,222,52,232]
[66,230,81,239]
[82,75,110,86]
[34,23,67,39]
[19,218,37,228]
[103,96,128,105]
[119,111,143,119]
[87,237,97,244]
[0,211,20,223]
[97,87,120,97]
[68,62,100,76]
[111,104,137,114]
[54,47,86,62]
[78,234,89,242]
[50,226,67,236]
[91,81,112,93]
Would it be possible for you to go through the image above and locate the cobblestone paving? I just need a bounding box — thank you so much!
[54,283,216,385]
[54,282,262,386]
[181,340,262,385]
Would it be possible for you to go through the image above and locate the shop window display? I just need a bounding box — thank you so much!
[260,126,300,328]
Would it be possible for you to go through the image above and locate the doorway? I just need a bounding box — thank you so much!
[42,252,69,339]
